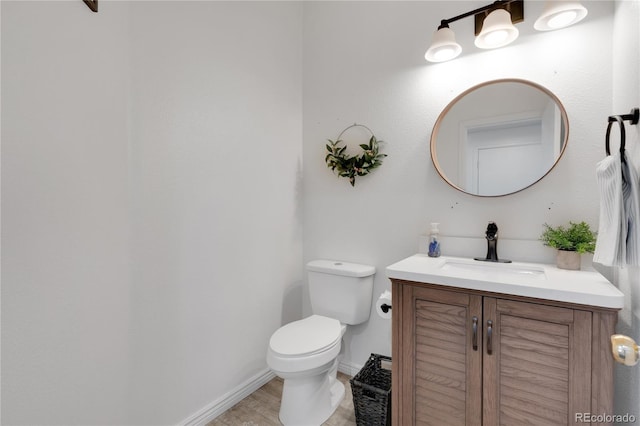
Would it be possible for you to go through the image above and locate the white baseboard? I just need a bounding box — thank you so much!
[178,368,276,426]
[338,358,362,378]
[179,360,361,426]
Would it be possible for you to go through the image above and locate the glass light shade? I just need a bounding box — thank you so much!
[474,9,519,49]
[425,27,462,63]
[534,1,588,31]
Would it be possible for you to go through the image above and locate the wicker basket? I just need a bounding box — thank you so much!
[350,353,392,426]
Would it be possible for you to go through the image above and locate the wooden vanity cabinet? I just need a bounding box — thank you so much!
[391,280,618,426]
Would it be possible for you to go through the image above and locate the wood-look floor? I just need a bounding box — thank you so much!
[208,372,357,426]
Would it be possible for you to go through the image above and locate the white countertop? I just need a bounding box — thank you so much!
[386,254,624,309]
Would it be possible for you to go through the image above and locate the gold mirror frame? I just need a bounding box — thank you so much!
[430,78,569,197]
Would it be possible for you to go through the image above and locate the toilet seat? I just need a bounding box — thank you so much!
[267,315,343,374]
[269,315,342,357]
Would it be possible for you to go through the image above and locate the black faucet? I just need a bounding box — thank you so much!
[474,222,512,263]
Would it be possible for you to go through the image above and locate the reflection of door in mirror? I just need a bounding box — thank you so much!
[431,79,568,197]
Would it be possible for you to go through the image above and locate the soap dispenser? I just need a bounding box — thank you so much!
[428,223,441,257]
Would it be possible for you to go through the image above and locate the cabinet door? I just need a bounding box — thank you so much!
[482,298,592,426]
[396,284,483,426]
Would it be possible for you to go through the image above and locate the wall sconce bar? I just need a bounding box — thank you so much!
[425,0,589,63]
[426,0,522,62]
[435,0,522,33]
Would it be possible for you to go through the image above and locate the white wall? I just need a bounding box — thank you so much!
[2,0,638,424]
[612,0,640,420]
[302,0,615,370]
[1,2,133,424]
[1,1,303,425]
[126,2,303,424]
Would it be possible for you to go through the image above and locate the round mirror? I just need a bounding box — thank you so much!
[430,79,569,197]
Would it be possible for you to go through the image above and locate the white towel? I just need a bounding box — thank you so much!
[623,153,640,266]
[593,152,627,266]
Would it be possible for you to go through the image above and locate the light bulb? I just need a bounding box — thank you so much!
[547,10,578,29]
[426,46,458,62]
[483,30,509,47]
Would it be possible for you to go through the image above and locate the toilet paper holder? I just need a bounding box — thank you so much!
[376,290,392,319]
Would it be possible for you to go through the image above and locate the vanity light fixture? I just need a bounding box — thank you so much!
[534,1,588,31]
[425,0,588,63]
[424,25,462,63]
[474,8,520,49]
[425,0,523,62]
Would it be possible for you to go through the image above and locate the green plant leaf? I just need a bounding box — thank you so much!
[324,130,387,186]
[540,221,596,253]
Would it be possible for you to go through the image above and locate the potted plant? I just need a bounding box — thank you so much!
[540,221,597,270]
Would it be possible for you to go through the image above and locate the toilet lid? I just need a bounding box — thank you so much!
[269,315,342,356]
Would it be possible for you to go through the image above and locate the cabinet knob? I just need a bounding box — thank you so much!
[611,334,639,366]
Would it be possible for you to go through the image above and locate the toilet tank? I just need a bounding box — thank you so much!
[307,260,375,325]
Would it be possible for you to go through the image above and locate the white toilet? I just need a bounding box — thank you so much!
[266,259,375,426]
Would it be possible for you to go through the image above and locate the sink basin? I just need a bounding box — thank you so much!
[439,258,546,281]
[385,254,624,309]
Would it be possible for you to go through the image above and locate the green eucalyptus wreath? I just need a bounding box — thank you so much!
[325,124,387,186]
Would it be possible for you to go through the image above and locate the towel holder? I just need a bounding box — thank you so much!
[607,107,639,125]
[606,107,639,157]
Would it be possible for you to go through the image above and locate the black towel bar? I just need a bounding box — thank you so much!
[608,107,639,125]
[605,107,639,157]
[606,116,626,156]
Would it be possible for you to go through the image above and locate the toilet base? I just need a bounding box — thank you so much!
[278,360,345,426]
